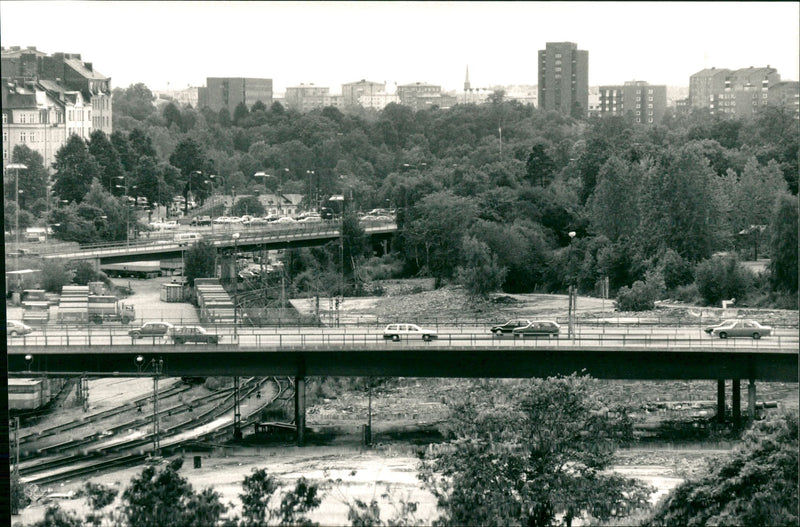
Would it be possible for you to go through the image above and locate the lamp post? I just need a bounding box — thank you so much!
[306,169,316,211]
[330,194,345,326]
[115,178,133,246]
[8,163,27,290]
[232,232,240,336]
[567,231,577,342]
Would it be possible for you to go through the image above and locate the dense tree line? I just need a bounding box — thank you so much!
[18,82,796,305]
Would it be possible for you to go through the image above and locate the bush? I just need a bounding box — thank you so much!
[615,280,656,311]
[673,283,700,303]
[695,255,753,306]
[660,249,694,290]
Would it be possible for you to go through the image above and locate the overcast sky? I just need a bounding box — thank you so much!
[2,1,798,94]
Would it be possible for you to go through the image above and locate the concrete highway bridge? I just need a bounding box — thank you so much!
[37,221,396,264]
[9,328,798,445]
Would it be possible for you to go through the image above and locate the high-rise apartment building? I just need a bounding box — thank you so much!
[598,81,667,124]
[198,77,273,113]
[768,81,799,119]
[538,42,588,117]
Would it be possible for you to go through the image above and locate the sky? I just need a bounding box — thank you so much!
[1,1,798,94]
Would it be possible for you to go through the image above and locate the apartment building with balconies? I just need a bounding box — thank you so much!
[198,77,273,113]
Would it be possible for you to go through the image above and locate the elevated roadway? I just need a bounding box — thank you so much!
[37,221,396,264]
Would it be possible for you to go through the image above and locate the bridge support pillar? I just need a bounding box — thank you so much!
[748,378,756,421]
[294,376,306,446]
[732,379,741,428]
[716,379,726,423]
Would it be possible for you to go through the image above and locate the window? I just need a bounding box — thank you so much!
[648,103,653,108]
[648,96,653,101]
[19,113,26,124]
[20,132,26,142]
[2,113,6,124]
[648,88,654,94]
[2,132,7,143]
[30,132,36,142]
[648,117,654,123]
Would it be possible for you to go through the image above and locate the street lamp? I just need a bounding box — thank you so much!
[330,194,345,326]
[232,232,240,335]
[8,163,27,289]
[567,231,577,342]
[306,170,316,211]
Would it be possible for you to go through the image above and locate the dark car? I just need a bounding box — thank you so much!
[190,216,212,226]
[490,319,531,335]
[171,326,220,344]
[129,321,174,339]
[512,320,561,338]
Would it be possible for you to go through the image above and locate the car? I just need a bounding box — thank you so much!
[7,320,34,337]
[174,232,203,246]
[710,319,772,339]
[129,321,174,339]
[273,216,296,224]
[704,319,741,334]
[491,319,531,335]
[383,323,438,342]
[512,320,560,338]
[213,216,232,224]
[171,326,220,344]
[190,216,212,226]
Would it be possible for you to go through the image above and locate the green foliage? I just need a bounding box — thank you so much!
[588,156,643,242]
[232,196,266,217]
[30,504,83,527]
[79,481,118,510]
[646,413,799,527]
[121,462,225,527]
[456,235,507,299]
[10,473,31,514]
[112,83,156,122]
[420,375,651,527]
[8,144,49,210]
[88,130,125,195]
[659,249,694,290]
[237,468,321,526]
[616,280,657,311]
[695,255,753,306]
[184,241,217,287]
[52,135,101,203]
[768,193,798,293]
[69,261,106,286]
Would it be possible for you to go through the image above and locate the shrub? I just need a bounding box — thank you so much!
[615,280,656,311]
[695,255,753,306]
[673,283,700,303]
[660,249,694,290]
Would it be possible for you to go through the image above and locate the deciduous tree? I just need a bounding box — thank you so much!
[52,135,101,203]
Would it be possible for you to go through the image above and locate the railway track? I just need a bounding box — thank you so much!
[17,377,288,486]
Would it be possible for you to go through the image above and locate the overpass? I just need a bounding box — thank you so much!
[9,334,797,444]
[38,221,396,264]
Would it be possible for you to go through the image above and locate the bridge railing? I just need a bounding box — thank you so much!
[7,332,798,349]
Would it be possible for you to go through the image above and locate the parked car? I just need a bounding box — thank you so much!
[7,320,34,337]
[709,319,772,339]
[383,323,438,342]
[491,319,531,335]
[129,321,174,339]
[171,326,220,344]
[273,216,296,224]
[512,320,560,338]
[213,216,231,224]
[190,216,212,226]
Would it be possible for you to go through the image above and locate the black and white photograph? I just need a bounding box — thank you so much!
[3,1,798,525]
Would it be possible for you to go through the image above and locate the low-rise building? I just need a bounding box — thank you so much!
[598,81,667,124]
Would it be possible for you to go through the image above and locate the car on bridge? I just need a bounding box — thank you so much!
[171,326,220,344]
[190,216,212,226]
[709,319,772,339]
[491,319,531,335]
[128,321,174,339]
[7,320,34,337]
[512,320,560,338]
[383,323,438,342]
[704,319,740,334]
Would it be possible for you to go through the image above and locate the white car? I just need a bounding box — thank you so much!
[273,216,296,224]
[7,320,34,337]
[383,323,438,342]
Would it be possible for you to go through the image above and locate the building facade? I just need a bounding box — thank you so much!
[1,46,112,136]
[341,80,386,106]
[2,79,91,171]
[689,66,781,117]
[598,81,667,124]
[538,42,589,117]
[396,82,447,111]
[358,92,400,110]
[768,81,800,119]
[283,84,345,112]
[198,77,273,113]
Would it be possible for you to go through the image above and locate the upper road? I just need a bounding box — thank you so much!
[8,325,798,382]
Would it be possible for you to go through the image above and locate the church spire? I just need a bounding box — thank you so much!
[464,65,471,92]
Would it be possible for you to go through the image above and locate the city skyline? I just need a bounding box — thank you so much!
[1,1,798,94]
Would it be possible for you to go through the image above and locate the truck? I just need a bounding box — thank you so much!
[87,295,136,324]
